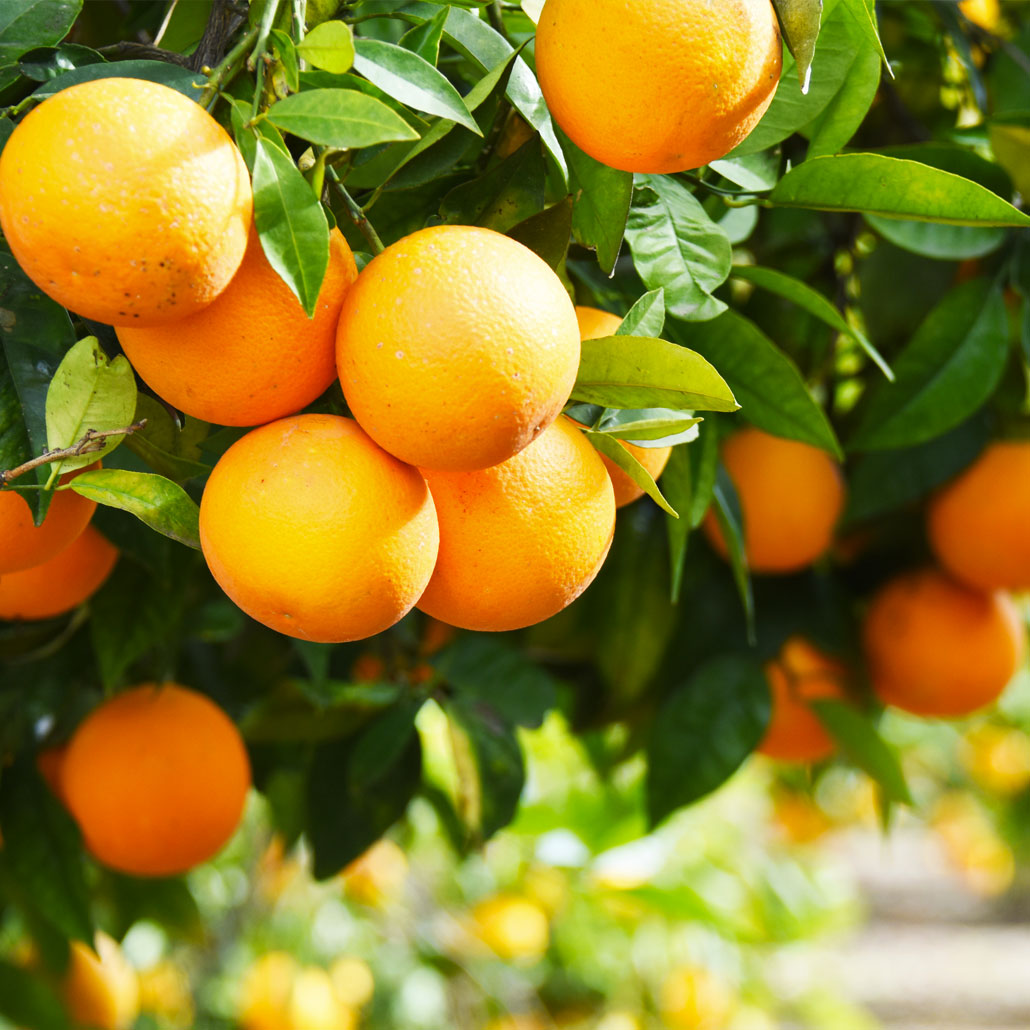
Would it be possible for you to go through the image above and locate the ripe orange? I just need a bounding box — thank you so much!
[199,414,439,642]
[62,683,251,876]
[758,637,846,763]
[117,228,358,426]
[0,523,117,620]
[62,933,140,1030]
[0,463,98,573]
[336,225,580,471]
[862,568,1025,718]
[0,78,251,326]
[535,0,782,173]
[417,416,615,631]
[927,441,1030,591]
[575,306,672,508]
[702,427,845,574]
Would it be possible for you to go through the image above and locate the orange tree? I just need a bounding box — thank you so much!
[1,0,1030,1024]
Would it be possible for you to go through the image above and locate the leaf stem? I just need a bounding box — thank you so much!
[198,24,260,109]
[310,148,330,201]
[328,167,386,255]
[487,2,511,43]
[0,422,147,487]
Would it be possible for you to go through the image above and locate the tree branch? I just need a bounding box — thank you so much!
[0,421,147,487]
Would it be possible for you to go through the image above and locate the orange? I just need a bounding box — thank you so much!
[862,568,1025,718]
[62,932,140,1030]
[62,683,250,876]
[0,463,98,573]
[576,306,673,507]
[117,228,358,426]
[336,225,580,471]
[758,637,846,763]
[417,416,615,631]
[199,414,439,643]
[927,441,1030,591]
[0,78,251,326]
[702,427,845,573]
[535,0,782,173]
[0,523,117,620]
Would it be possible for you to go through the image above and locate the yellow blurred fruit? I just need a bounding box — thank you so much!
[329,957,374,1009]
[288,966,355,1030]
[341,838,408,907]
[960,0,1001,32]
[255,835,303,904]
[770,787,833,845]
[932,791,1015,897]
[960,724,1030,797]
[137,959,194,1027]
[472,894,550,962]
[62,932,140,1030]
[659,966,735,1030]
[238,952,298,1030]
[522,864,569,917]
[596,1012,643,1030]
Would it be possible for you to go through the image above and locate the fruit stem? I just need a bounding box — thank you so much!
[0,421,148,487]
[198,24,260,109]
[328,168,386,256]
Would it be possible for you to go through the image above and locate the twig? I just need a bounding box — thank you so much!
[96,42,191,67]
[190,0,240,73]
[198,24,260,108]
[487,2,511,43]
[0,421,147,487]
[328,168,386,255]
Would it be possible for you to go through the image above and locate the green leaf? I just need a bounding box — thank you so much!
[771,154,1030,226]
[990,121,1030,201]
[590,503,678,711]
[29,58,206,100]
[18,42,102,81]
[664,422,719,601]
[557,125,632,275]
[839,0,890,73]
[296,18,355,73]
[711,466,754,639]
[618,290,665,339]
[0,236,76,518]
[849,280,1009,452]
[399,7,448,64]
[440,138,547,233]
[0,352,31,483]
[583,427,678,517]
[230,98,290,172]
[671,312,842,457]
[354,38,480,133]
[265,88,418,149]
[571,335,738,412]
[102,872,203,944]
[647,655,770,825]
[432,636,556,729]
[506,196,573,270]
[0,962,69,1030]
[44,336,137,474]
[625,176,732,322]
[0,758,93,944]
[269,28,299,94]
[812,701,912,805]
[864,215,1006,261]
[0,0,81,67]
[251,136,330,317]
[772,0,823,90]
[306,700,423,879]
[446,696,524,843]
[843,415,989,527]
[592,408,701,444]
[731,265,892,379]
[69,468,201,549]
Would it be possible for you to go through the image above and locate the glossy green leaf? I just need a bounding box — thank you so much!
[558,125,632,275]
[354,38,480,132]
[0,962,69,1030]
[0,352,31,482]
[69,468,201,549]
[269,28,299,93]
[711,466,754,638]
[772,0,823,90]
[865,214,1007,261]
[30,58,206,100]
[447,696,525,843]
[296,18,355,73]
[593,408,701,444]
[625,176,732,321]
[230,98,290,171]
[45,336,137,474]
[506,196,574,270]
[618,290,665,339]
[0,0,81,67]
[840,0,890,73]
[265,88,418,149]
[647,655,770,825]
[571,335,738,413]
[18,42,102,81]
[399,7,447,63]
[675,312,842,457]
[731,265,892,379]
[849,280,1009,452]
[583,427,678,517]
[772,154,1030,226]
[813,700,912,805]
[251,136,330,317]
